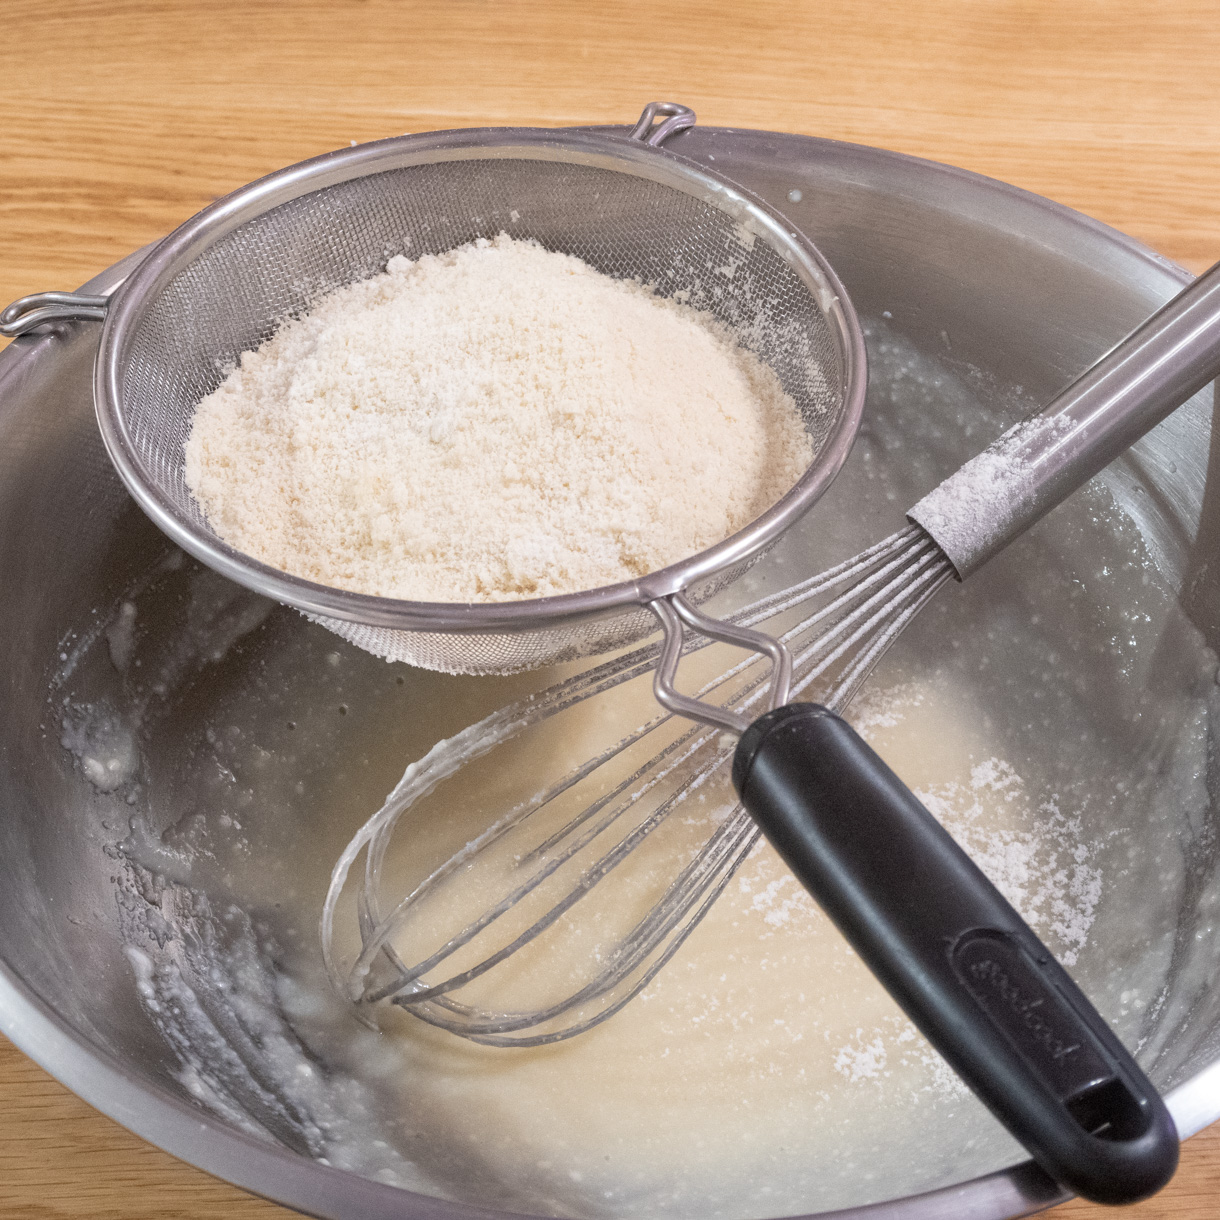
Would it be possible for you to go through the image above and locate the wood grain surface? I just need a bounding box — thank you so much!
[2,1,1219,1217]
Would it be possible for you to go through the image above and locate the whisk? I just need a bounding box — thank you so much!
[324,260,1220,1203]
[325,258,1220,1050]
[322,521,953,1041]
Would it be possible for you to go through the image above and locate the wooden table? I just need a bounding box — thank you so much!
[2,2,1219,1216]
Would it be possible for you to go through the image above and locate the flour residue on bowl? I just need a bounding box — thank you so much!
[53,567,274,798]
[60,702,140,793]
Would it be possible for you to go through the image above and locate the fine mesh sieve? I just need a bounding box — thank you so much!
[25,102,866,675]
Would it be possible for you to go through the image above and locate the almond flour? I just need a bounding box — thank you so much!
[184,234,813,603]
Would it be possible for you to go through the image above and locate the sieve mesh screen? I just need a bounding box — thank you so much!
[107,146,853,672]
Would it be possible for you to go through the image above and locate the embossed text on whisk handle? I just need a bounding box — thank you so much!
[951,930,1112,1101]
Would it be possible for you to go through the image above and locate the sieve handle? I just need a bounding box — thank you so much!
[731,702,1179,1206]
[627,101,697,148]
[0,291,110,338]
[909,258,1220,579]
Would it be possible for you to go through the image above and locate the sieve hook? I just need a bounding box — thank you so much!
[0,291,109,338]
[649,592,792,733]
[628,101,697,147]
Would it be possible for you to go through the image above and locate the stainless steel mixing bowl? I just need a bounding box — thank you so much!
[2,125,1219,1219]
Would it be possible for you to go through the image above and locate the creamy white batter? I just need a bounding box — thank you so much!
[306,669,1101,1217]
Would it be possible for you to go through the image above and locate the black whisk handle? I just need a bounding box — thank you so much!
[731,703,1178,1205]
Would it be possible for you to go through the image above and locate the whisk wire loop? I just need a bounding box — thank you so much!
[325,526,953,1044]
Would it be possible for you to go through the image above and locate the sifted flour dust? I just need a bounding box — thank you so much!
[184,234,813,603]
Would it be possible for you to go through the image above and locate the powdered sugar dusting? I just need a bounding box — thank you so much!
[737,873,814,930]
[909,412,1075,577]
[834,1031,888,1082]
[916,759,1102,965]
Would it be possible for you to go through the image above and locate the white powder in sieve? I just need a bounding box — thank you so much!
[184,234,814,603]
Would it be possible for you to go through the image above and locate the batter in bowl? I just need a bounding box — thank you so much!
[52,322,1210,1217]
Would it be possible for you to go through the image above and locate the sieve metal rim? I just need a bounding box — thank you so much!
[93,119,868,637]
